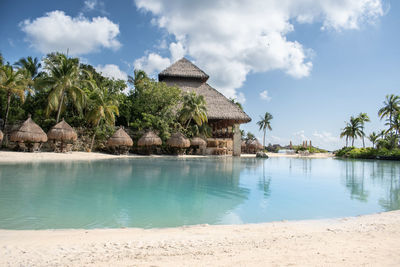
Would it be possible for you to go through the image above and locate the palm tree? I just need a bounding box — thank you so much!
[340,124,352,147]
[368,132,379,148]
[357,112,370,148]
[378,94,400,136]
[14,56,41,80]
[37,54,86,123]
[86,83,119,151]
[0,65,30,130]
[256,112,273,148]
[179,92,207,129]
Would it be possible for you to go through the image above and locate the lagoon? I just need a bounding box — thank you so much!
[0,157,399,229]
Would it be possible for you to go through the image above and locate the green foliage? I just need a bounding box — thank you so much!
[335,146,400,160]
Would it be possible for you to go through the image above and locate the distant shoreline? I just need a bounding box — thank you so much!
[0,151,334,163]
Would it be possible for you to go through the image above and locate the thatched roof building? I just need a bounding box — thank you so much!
[47,119,77,142]
[107,127,133,147]
[167,132,190,148]
[190,137,206,147]
[159,58,251,124]
[159,58,251,156]
[10,115,48,143]
[138,131,162,147]
[0,130,3,142]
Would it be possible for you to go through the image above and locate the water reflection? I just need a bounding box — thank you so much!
[1,157,400,229]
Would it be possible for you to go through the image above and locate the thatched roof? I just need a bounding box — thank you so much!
[167,132,190,148]
[159,59,251,124]
[241,140,246,148]
[0,130,3,142]
[107,128,133,147]
[159,58,209,82]
[247,139,263,149]
[190,137,206,147]
[10,116,47,143]
[47,119,77,141]
[137,131,162,147]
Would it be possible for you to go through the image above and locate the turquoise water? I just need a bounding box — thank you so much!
[0,157,399,229]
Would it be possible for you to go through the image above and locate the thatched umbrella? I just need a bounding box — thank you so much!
[47,119,77,142]
[47,119,77,152]
[190,137,206,147]
[167,132,190,148]
[10,115,47,152]
[107,127,133,155]
[137,131,162,147]
[247,139,262,153]
[0,130,3,143]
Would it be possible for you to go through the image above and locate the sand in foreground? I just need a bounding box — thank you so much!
[0,211,399,266]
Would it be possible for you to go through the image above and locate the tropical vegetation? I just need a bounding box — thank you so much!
[0,52,209,150]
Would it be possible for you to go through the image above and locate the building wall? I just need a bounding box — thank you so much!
[233,124,241,156]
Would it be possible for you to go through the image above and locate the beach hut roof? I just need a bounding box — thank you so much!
[159,59,251,124]
[247,139,263,149]
[159,58,209,82]
[0,130,3,141]
[167,132,190,148]
[47,119,77,141]
[241,140,246,148]
[107,127,133,147]
[137,131,162,147]
[190,136,206,147]
[10,115,47,143]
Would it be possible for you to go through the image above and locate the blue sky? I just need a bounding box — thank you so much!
[1,0,398,150]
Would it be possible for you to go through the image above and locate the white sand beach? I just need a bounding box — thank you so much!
[0,151,334,163]
[0,211,399,266]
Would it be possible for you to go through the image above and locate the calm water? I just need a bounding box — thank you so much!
[0,157,399,229]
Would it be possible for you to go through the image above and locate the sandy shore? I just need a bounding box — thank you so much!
[0,151,333,163]
[0,211,399,266]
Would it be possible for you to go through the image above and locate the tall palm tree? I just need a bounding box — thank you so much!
[388,112,400,136]
[86,83,119,151]
[368,132,379,149]
[37,54,86,123]
[357,112,370,148]
[179,92,207,129]
[340,124,352,147]
[257,112,273,148]
[14,56,41,80]
[348,116,364,147]
[378,94,400,136]
[0,65,30,130]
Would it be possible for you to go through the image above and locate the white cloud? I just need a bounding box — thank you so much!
[236,92,246,104]
[95,64,128,80]
[20,10,121,55]
[259,90,271,101]
[84,0,97,11]
[134,0,383,98]
[133,53,171,77]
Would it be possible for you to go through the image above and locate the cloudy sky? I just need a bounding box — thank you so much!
[1,0,399,150]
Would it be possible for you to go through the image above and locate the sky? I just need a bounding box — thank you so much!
[1,0,399,150]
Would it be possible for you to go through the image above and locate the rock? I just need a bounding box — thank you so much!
[256,151,269,158]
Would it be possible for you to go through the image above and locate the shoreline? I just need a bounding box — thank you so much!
[0,151,334,163]
[1,210,399,266]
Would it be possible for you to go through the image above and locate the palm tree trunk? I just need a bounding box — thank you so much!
[185,118,192,129]
[362,136,365,148]
[56,91,65,123]
[346,136,348,147]
[3,92,11,130]
[263,129,266,149]
[352,137,355,147]
[90,120,100,151]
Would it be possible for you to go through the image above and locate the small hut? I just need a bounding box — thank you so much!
[106,127,133,155]
[137,131,162,154]
[10,115,47,152]
[247,139,263,154]
[190,137,207,155]
[167,132,190,155]
[47,119,77,152]
[241,140,246,153]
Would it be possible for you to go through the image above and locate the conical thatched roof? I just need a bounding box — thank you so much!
[241,140,246,148]
[190,137,206,147]
[0,130,3,142]
[159,58,209,82]
[137,131,162,147]
[107,127,133,147]
[47,119,77,141]
[247,139,263,149]
[159,59,251,123]
[167,132,190,148]
[10,115,47,143]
